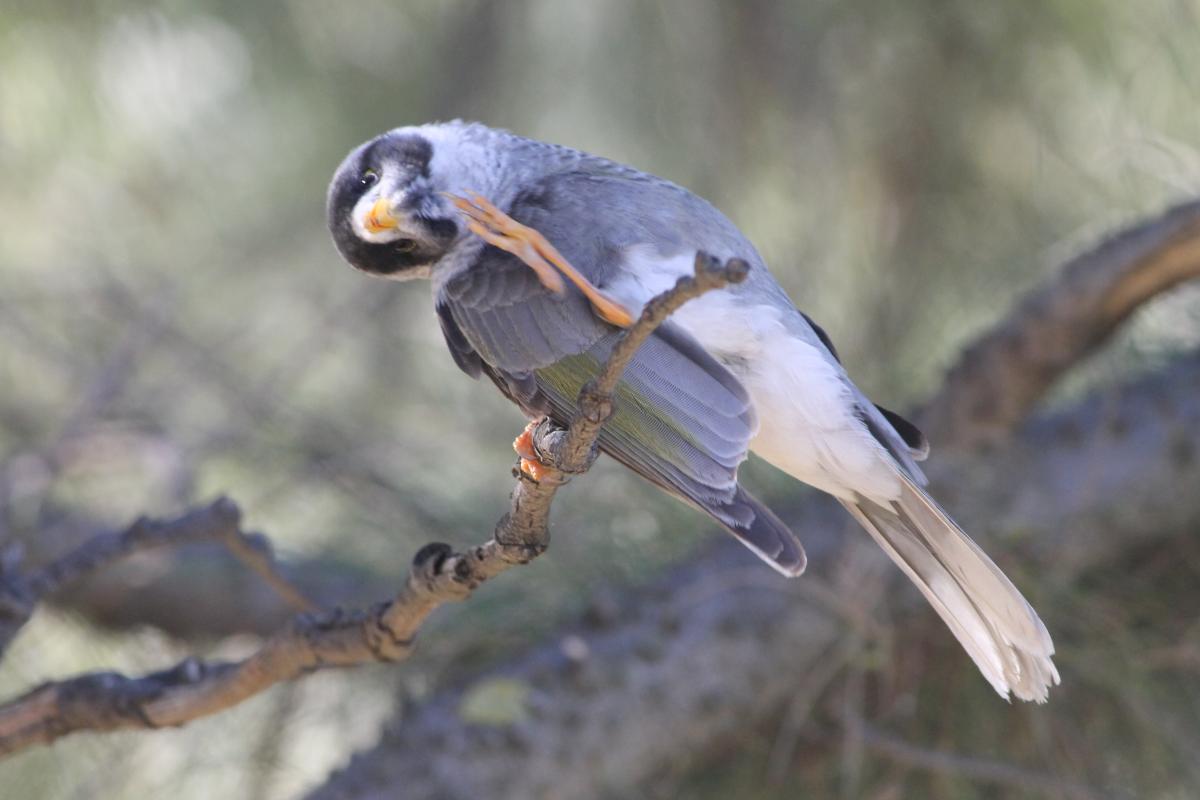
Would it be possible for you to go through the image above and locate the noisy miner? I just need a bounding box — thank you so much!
[327,121,1058,702]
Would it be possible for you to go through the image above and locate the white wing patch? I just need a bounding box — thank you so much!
[607,245,901,502]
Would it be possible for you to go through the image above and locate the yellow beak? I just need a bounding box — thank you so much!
[364,197,399,233]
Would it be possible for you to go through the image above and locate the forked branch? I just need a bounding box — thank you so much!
[0,252,748,758]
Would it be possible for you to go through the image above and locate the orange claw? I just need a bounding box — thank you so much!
[513,423,551,482]
[446,191,635,328]
[513,425,538,461]
[519,457,551,482]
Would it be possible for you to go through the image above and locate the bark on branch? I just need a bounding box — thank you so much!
[922,198,1200,448]
[299,199,1200,800]
[306,350,1200,800]
[22,515,389,640]
[3,196,1197,791]
[0,500,311,657]
[0,253,749,759]
[33,202,1200,645]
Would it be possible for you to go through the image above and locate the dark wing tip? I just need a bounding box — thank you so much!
[875,405,930,461]
[722,487,807,577]
[800,311,841,364]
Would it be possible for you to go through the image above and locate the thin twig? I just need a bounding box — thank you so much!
[765,635,864,784]
[0,499,315,656]
[851,717,1123,800]
[36,501,314,612]
[29,500,232,599]
[212,525,316,613]
[0,252,747,759]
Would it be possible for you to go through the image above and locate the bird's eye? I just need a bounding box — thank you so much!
[360,169,378,188]
[395,239,416,253]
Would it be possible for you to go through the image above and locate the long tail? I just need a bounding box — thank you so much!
[841,472,1059,702]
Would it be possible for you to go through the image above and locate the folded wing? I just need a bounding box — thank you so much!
[436,188,804,575]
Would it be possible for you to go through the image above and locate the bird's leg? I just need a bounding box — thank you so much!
[446,192,635,328]
[448,193,566,295]
[513,420,552,482]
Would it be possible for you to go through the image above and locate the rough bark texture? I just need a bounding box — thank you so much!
[307,352,1200,800]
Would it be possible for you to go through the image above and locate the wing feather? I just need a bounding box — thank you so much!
[434,176,804,574]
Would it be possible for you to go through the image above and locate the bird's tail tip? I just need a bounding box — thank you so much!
[843,476,1059,703]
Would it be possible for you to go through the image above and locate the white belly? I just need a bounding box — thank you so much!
[684,299,900,502]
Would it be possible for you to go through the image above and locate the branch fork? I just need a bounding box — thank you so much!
[0,251,747,757]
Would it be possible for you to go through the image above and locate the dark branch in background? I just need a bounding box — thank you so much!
[26,500,311,613]
[33,201,1200,644]
[44,524,381,639]
[922,198,1200,448]
[304,352,1199,800]
[299,201,1200,800]
[0,500,311,657]
[0,253,749,759]
[0,200,1196,795]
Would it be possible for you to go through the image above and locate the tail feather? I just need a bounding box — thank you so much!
[841,473,1059,702]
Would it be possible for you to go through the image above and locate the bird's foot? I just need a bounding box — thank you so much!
[446,191,635,328]
[448,192,566,296]
[513,421,552,482]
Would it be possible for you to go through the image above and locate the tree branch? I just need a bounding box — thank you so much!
[300,199,1200,800]
[305,350,1200,800]
[0,500,311,657]
[0,253,749,759]
[922,197,1200,448]
[34,201,1200,643]
[23,513,389,640]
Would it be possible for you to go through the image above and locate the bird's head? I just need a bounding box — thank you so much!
[326,129,461,280]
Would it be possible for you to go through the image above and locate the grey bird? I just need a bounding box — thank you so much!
[326,121,1059,702]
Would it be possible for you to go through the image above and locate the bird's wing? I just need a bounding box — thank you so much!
[532,164,931,480]
[435,175,804,575]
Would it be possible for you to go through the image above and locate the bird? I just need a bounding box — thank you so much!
[326,121,1059,702]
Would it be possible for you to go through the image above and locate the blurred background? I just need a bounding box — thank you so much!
[1,1,1198,798]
